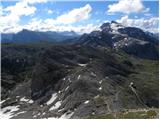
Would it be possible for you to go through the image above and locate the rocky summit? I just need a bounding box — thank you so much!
[1,22,159,119]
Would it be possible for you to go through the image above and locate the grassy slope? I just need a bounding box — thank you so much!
[90,109,159,119]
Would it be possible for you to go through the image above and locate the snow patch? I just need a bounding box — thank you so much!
[28,100,34,103]
[125,43,128,46]
[60,111,74,119]
[92,112,95,115]
[20,97,34,103]
[15,111,26,115]
[78,64,87,67]
[99,80,102,84]
[58,108,64,112]
[68,77,71,82]
[105,76,109,79]
[99,87,102,90]
[84,100,89,104]
[49,101,62,111]
[91,72,96,77]
[20,97,28,102]
[0,105,20,119]
[110,23,123,32]
[0,99,6,104]
[46,93,57,105]
[94,95,100,99]
[37,112,41,116]
[78,75,81,80]
[65,86,69,91]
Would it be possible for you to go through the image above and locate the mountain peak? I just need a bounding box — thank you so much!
[111,20,118,24]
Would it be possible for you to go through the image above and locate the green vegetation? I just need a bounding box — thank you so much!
[89,109,158,119]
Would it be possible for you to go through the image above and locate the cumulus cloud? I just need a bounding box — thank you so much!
[108,0,149,14]
[117,15,159,33]
[22,18,99,34]
[0,3,96,34]
[0,0,47,26]
[56,4,92,24]
[44,4,92,24]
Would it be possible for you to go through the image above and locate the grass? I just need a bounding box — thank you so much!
[89,109,158,119]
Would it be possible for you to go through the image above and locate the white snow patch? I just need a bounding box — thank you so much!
[15,111,26,115]
[37,112,41,116]
[94,95,100,99]
[105,76,109,79]
[0,105,20,119]
[78,75,81,80]
[46,93,57,105]
[65,86,69,91]
[111,23,124,32]
[91,72,96,77]
[60,111,74,119]
[113,43,117,47]
[92,112,95,115]
[28,100,34,104]
[99,80,102,84]
[68,77,71,82]
[99,87,102,90]
[33,115,37,118]
[19,97,33,103]
[63,78,66,81]
[58,108,64,112]
[0,99,6,104]
[125,43,128,46]
[84,100,89,104]
[20,97,28,102]
[78,64,87,67]
[49,101,62,111]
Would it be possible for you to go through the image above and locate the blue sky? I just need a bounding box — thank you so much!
[0,0,159,33]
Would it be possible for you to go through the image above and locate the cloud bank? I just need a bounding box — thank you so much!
[108,0,149,14]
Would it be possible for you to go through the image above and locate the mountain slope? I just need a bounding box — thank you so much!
[1,22,159,119]
[78,21,158,60]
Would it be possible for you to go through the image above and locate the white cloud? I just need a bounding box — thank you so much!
[39,4,92,26]
[0,0,47,26]
[0,4,95,34]
[0,1,37,26]
[50,4,92,24]
[48,9,53,14]
[4,2,36,16]
[22,18,99,34]
[108,0,149,14]
[117,15,159,33]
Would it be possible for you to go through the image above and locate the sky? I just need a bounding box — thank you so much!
[0,0,159,34]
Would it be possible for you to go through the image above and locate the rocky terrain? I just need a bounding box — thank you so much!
[1,21,159,119]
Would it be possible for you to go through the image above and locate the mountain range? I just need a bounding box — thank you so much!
[1,29,79,43]
[1,21,159,119]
